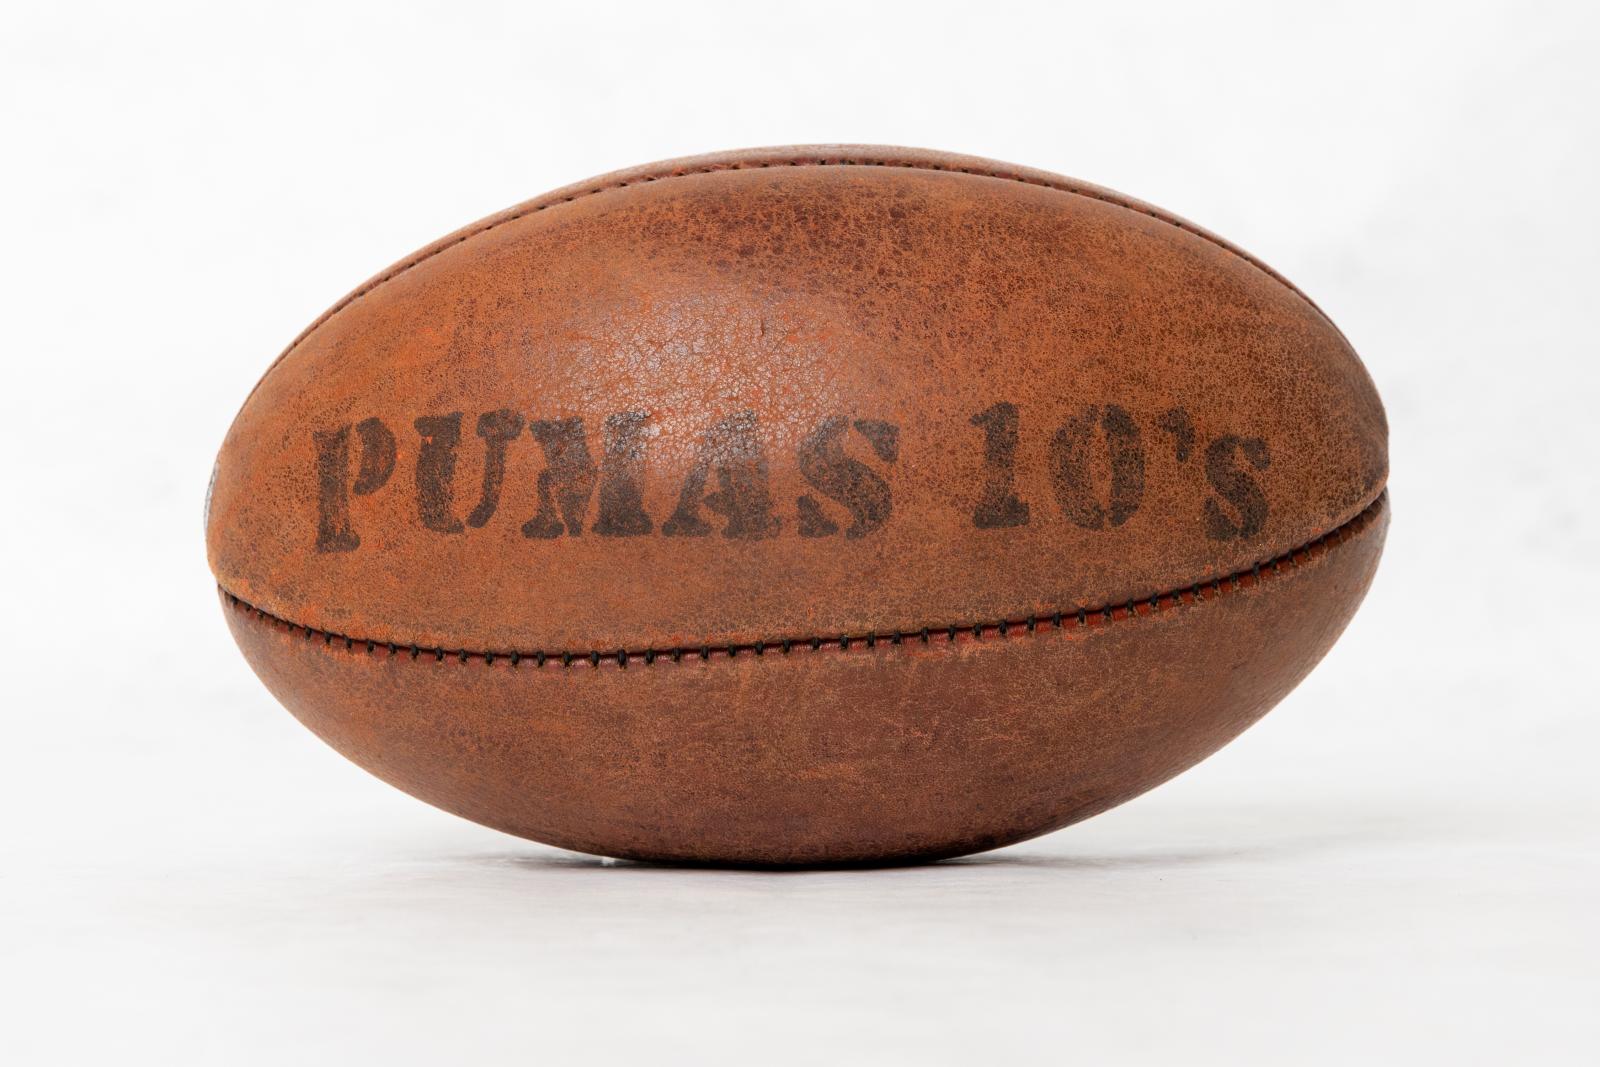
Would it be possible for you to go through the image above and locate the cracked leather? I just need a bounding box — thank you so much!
[208,145,1388,865]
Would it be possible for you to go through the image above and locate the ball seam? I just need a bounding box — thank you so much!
[220,492,1386,670]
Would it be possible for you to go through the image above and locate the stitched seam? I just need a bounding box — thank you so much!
[255,152,1319,389]
[222,493,1385,670]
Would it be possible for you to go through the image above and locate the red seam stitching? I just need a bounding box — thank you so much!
[221,493,1386,671]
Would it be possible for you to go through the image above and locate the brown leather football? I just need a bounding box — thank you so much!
[207,145,1388,866]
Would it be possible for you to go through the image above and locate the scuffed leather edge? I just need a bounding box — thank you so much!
[242,145,1345,407]
[219,492,1387,669]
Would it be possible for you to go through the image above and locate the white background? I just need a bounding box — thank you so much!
[4,1,1596,1063]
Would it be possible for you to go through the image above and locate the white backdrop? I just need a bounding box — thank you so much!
[3,2,1596,1063]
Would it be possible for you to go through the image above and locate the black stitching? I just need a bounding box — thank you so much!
[222,496,1383,671]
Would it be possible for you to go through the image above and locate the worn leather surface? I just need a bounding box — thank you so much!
[208,145,1389,864]
[224,495,1386,865]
